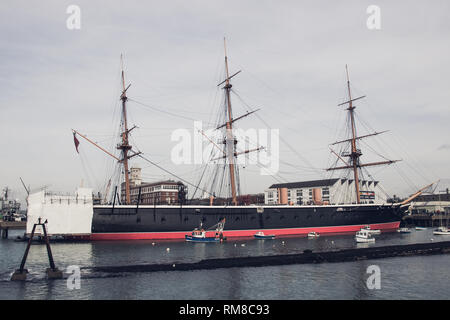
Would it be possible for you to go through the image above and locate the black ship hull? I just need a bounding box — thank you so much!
[90,204,404,240]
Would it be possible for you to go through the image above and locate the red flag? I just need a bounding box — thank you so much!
[73,132,80,153]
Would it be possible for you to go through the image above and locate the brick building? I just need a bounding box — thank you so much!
[120,167,186,205]
[264,178,382,205]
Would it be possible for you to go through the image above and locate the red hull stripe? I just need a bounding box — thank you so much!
[90,221,400,241]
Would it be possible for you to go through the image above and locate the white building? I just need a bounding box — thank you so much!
[130,167,142,186]
[409,192,450,214]
[26,187,93,238]
[264,178,383,205]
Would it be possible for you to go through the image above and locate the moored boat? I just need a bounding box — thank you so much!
[185,219,226,242]
[355,229,375,243]
[433,226,450,235]
[254,231,275,239]
[80,58,410,241]
[185,232,222,243]
[433,209,450,235]
[307,232,320,238]
[361,225,381,234]
[29,47,442,242]
[86,61,408,241]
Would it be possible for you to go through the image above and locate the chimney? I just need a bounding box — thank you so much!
[313,188,322,205]
[277,188,288,205]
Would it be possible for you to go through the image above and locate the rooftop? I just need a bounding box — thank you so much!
[269,179,340,189]
[124,180,184,188]
[269,178,379,189]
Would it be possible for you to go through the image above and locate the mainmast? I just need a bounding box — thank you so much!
[327,65,400,204]
[223,38,238,206]
[196,40,264,204]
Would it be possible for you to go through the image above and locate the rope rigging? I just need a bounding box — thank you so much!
[136,153,214,198]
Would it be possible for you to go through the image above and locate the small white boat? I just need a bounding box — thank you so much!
[433,226,450,235]
[355,229,375,243]
[397,227,411,233]
[415,227,427,231]
[361,225,381,235]
[307,232,320,238]
[254,231,276,239]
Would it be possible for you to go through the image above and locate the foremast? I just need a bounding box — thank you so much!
[73,55,140,204]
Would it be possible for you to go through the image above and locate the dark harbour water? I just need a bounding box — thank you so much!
[0,228,449,300]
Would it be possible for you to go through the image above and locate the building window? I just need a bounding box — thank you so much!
[322,187,330,202]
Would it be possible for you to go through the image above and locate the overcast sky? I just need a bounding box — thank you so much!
[1,0,449,204]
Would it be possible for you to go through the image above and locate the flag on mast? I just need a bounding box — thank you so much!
[73,132,80,153]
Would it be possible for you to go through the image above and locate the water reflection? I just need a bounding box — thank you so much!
[1,228,449,299]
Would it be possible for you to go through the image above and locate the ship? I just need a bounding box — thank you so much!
[1,187,26,222]
[26,42,430,241]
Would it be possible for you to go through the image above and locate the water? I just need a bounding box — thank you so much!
[0,228,449,299]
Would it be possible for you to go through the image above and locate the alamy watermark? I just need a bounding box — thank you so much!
[66,5,81,30]
[66,265,81,290]
[170,121,280,175]
[366,265,381,290]
[366,5,381,30]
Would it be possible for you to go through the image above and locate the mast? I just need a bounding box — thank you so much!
[327,65,400,204]
[118,55,133,205]
[72,55,141,205]
[203,39,263,205]
[345,65,361,203]
[223,38,238,206]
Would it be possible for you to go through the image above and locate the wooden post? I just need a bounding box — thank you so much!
[42,221,62,279]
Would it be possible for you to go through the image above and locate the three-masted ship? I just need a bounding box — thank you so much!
[74,46,409,241]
